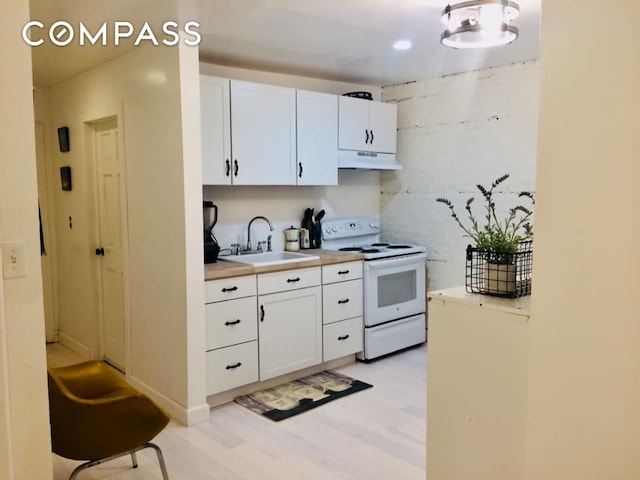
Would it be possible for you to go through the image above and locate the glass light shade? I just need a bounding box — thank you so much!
[440,0,520,49]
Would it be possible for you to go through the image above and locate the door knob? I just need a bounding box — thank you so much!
[95,247,105,256]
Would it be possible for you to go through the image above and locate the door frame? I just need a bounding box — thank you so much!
[85,108,131,372]
[34,122,59,343]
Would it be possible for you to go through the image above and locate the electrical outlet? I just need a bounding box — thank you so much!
[1,242,26,279]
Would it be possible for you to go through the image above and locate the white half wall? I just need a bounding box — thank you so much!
[525,1,640,478]
[380,61,540,291]
[0,1,53,478]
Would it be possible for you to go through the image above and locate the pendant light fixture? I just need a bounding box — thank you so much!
[440,0,520,49]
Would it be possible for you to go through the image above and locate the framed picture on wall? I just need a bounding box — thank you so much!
[57,126,70,152]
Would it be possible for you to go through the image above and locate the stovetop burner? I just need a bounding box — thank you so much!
[371,242,390,247]
[360,248,381,253]
[339,247,363,252]
[387,245,412,249]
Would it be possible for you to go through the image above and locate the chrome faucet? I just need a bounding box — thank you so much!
[246,216,274,252]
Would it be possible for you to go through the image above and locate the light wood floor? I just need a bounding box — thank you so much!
[47,343,427,480]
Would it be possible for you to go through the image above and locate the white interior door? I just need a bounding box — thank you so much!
[94,119,126,370]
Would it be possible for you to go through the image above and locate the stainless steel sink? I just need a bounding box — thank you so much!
[220,251,319,266]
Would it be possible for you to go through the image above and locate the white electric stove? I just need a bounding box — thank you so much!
[322,217,427,360]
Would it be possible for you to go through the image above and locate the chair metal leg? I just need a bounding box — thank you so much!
[145,442,170,480]
[67,443,169,480]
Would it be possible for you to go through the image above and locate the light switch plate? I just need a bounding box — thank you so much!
[1,241,26,279]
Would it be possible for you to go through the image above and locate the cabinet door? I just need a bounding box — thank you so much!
[338,96,370,151]
[258,286,322,381]
[230,80,296,185]
[200,75,231,185]
[296,90,338,186]
[369,101,397,154]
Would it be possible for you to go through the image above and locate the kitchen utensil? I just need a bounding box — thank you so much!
[203,201,220,263]
[284,226,300,251]
[300,228,310,249]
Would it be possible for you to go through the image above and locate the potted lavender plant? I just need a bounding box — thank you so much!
[436,174,534,295]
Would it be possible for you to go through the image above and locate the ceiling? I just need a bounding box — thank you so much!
[29,0,540,87]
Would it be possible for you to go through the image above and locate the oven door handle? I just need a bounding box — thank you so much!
[365,253,427,270]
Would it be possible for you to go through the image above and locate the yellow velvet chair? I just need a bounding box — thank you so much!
[47,361,171,480]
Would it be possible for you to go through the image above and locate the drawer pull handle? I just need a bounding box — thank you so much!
[225,362,242,370]
[338,335,350,341]
[338,270,350,275]
[260,305,265,322]
[221,286,238,293]
[338,298,350,305]
[286,277,301,283]
[224,319,241,326]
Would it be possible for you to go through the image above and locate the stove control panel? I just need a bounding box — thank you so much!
[321,217,381,240]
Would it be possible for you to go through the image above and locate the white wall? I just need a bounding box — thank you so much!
[380,61,540,291]
[200,62,383,250]
[525,1,640,478]
[45,44,207,423]
[0,1,53,478]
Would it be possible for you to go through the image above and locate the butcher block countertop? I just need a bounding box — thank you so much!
[204,249,363,281]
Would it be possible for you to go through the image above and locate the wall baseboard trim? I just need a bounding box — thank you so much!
[57,333,92,360]
[127,376,209,426]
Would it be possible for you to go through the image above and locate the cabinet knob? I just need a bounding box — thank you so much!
[298,162,303,178]
[338,298,350,305]
[286,277,301,283]
[225,362,242,370]
[260,305,265,322]
[224,319,241,326]
[338,270,350,275]
[234,159,239,177]
[221,286,238,293]
[370,130,374,144]
[338,335,350,341]
[225,159,231,177]
[365,129,370,144]
[95,247,105,256]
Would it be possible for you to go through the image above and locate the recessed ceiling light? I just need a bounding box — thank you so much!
[393,40,413,50]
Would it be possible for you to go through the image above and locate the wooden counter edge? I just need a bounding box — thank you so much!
[204,250,363,281]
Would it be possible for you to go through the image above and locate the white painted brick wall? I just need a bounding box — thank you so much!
[381,61,540,291]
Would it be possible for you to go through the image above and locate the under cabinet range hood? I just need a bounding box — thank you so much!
[337,150,402,171]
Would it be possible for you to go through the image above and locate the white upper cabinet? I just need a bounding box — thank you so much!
[296,90,338,186]
[200,75,232,185]
[230,80,297,185]
[200,76,342,186]
[338,96,397,154]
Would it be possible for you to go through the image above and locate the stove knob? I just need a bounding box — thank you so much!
[325,226,331,234]
[332,226,338,233]
[369,221,376,228]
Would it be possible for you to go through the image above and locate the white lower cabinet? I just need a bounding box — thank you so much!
[323,316,363,362]
[258,285,323,381]
[204,275,259,396]
[206,342,259,395]
[205,262,364,397]
[321,261,364,361]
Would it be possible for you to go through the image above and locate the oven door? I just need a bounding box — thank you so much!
[364,253,426,327]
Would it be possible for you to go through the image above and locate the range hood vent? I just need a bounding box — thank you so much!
[338,150,401,171]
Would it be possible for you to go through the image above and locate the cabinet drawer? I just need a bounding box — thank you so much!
[205,275,256,303]
[323,317,363,362]
[258,267,321,295]
[205,296,257,350]
[206,341,259,395]
[322,279,363,324]
[322,261,363,284]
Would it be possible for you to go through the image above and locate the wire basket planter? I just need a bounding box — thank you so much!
[465,240,533,298]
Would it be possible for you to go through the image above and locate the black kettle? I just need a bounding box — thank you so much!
[203,201,220,264]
